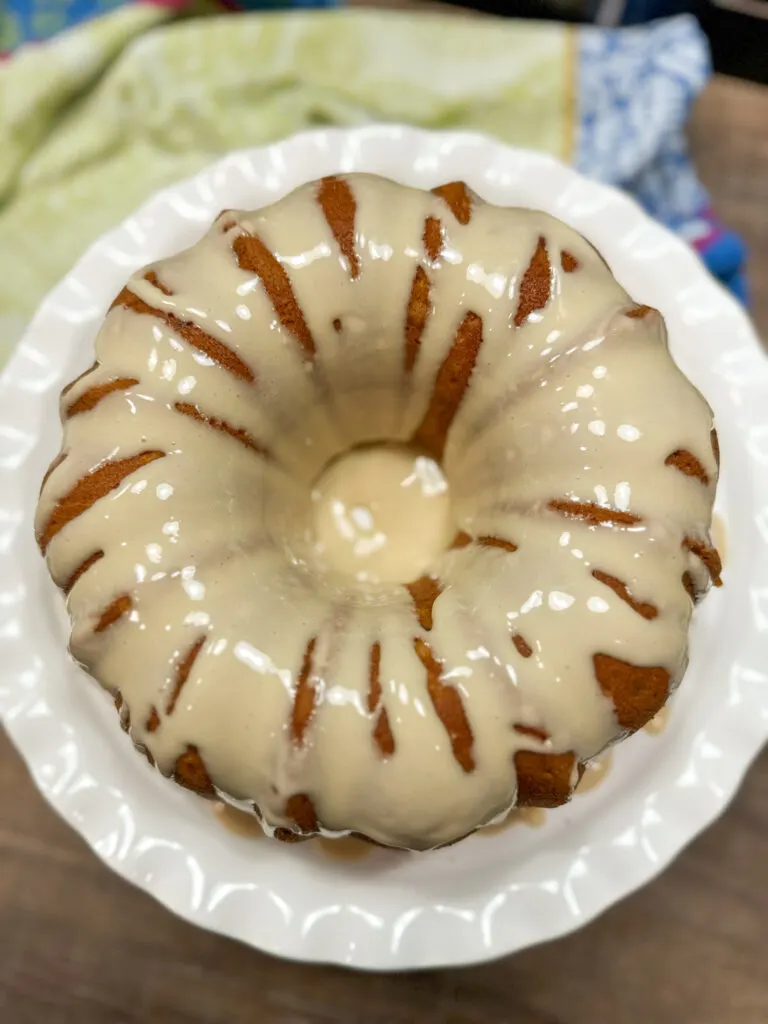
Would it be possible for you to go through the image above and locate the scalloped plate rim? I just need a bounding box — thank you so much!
[1,125,767,970]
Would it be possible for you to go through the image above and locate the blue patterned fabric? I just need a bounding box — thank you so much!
[0,0,336,50]
[579,17,707,215]
[578,15,748,300]
[1,0,128,49]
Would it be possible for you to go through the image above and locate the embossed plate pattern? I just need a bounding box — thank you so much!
[1,128,767,969]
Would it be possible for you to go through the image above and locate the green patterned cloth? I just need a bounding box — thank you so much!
[0,9,571,366]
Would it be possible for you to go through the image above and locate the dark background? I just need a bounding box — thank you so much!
[438,0,768,84]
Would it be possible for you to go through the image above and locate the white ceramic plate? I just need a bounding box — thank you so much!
[2,127,767,971]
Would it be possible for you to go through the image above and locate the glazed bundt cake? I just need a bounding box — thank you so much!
[36,174,721,851]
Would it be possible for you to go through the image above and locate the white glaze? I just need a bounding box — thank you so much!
[36,173,719,850]
[576,750,615,795]
[311,444,453,584]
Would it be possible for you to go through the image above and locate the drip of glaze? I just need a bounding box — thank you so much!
[213,802,265,838]
[479,806,548,835]
[711,512,727,569]
[214,803,373,860]
[575,749,614,795]
[314,835,373,861]
[644,705,672,736]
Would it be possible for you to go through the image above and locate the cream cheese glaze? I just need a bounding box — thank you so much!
[35,173,720,851]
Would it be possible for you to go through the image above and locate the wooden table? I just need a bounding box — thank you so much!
[2,73,767,1024]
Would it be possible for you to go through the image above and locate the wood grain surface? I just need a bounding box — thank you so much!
[2,73,767,1024]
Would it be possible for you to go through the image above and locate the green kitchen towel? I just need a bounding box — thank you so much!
[0,9,572,365]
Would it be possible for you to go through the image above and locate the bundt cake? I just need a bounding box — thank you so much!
[36,173,721,851]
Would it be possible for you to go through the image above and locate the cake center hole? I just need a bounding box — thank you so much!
[311,443,453,584]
